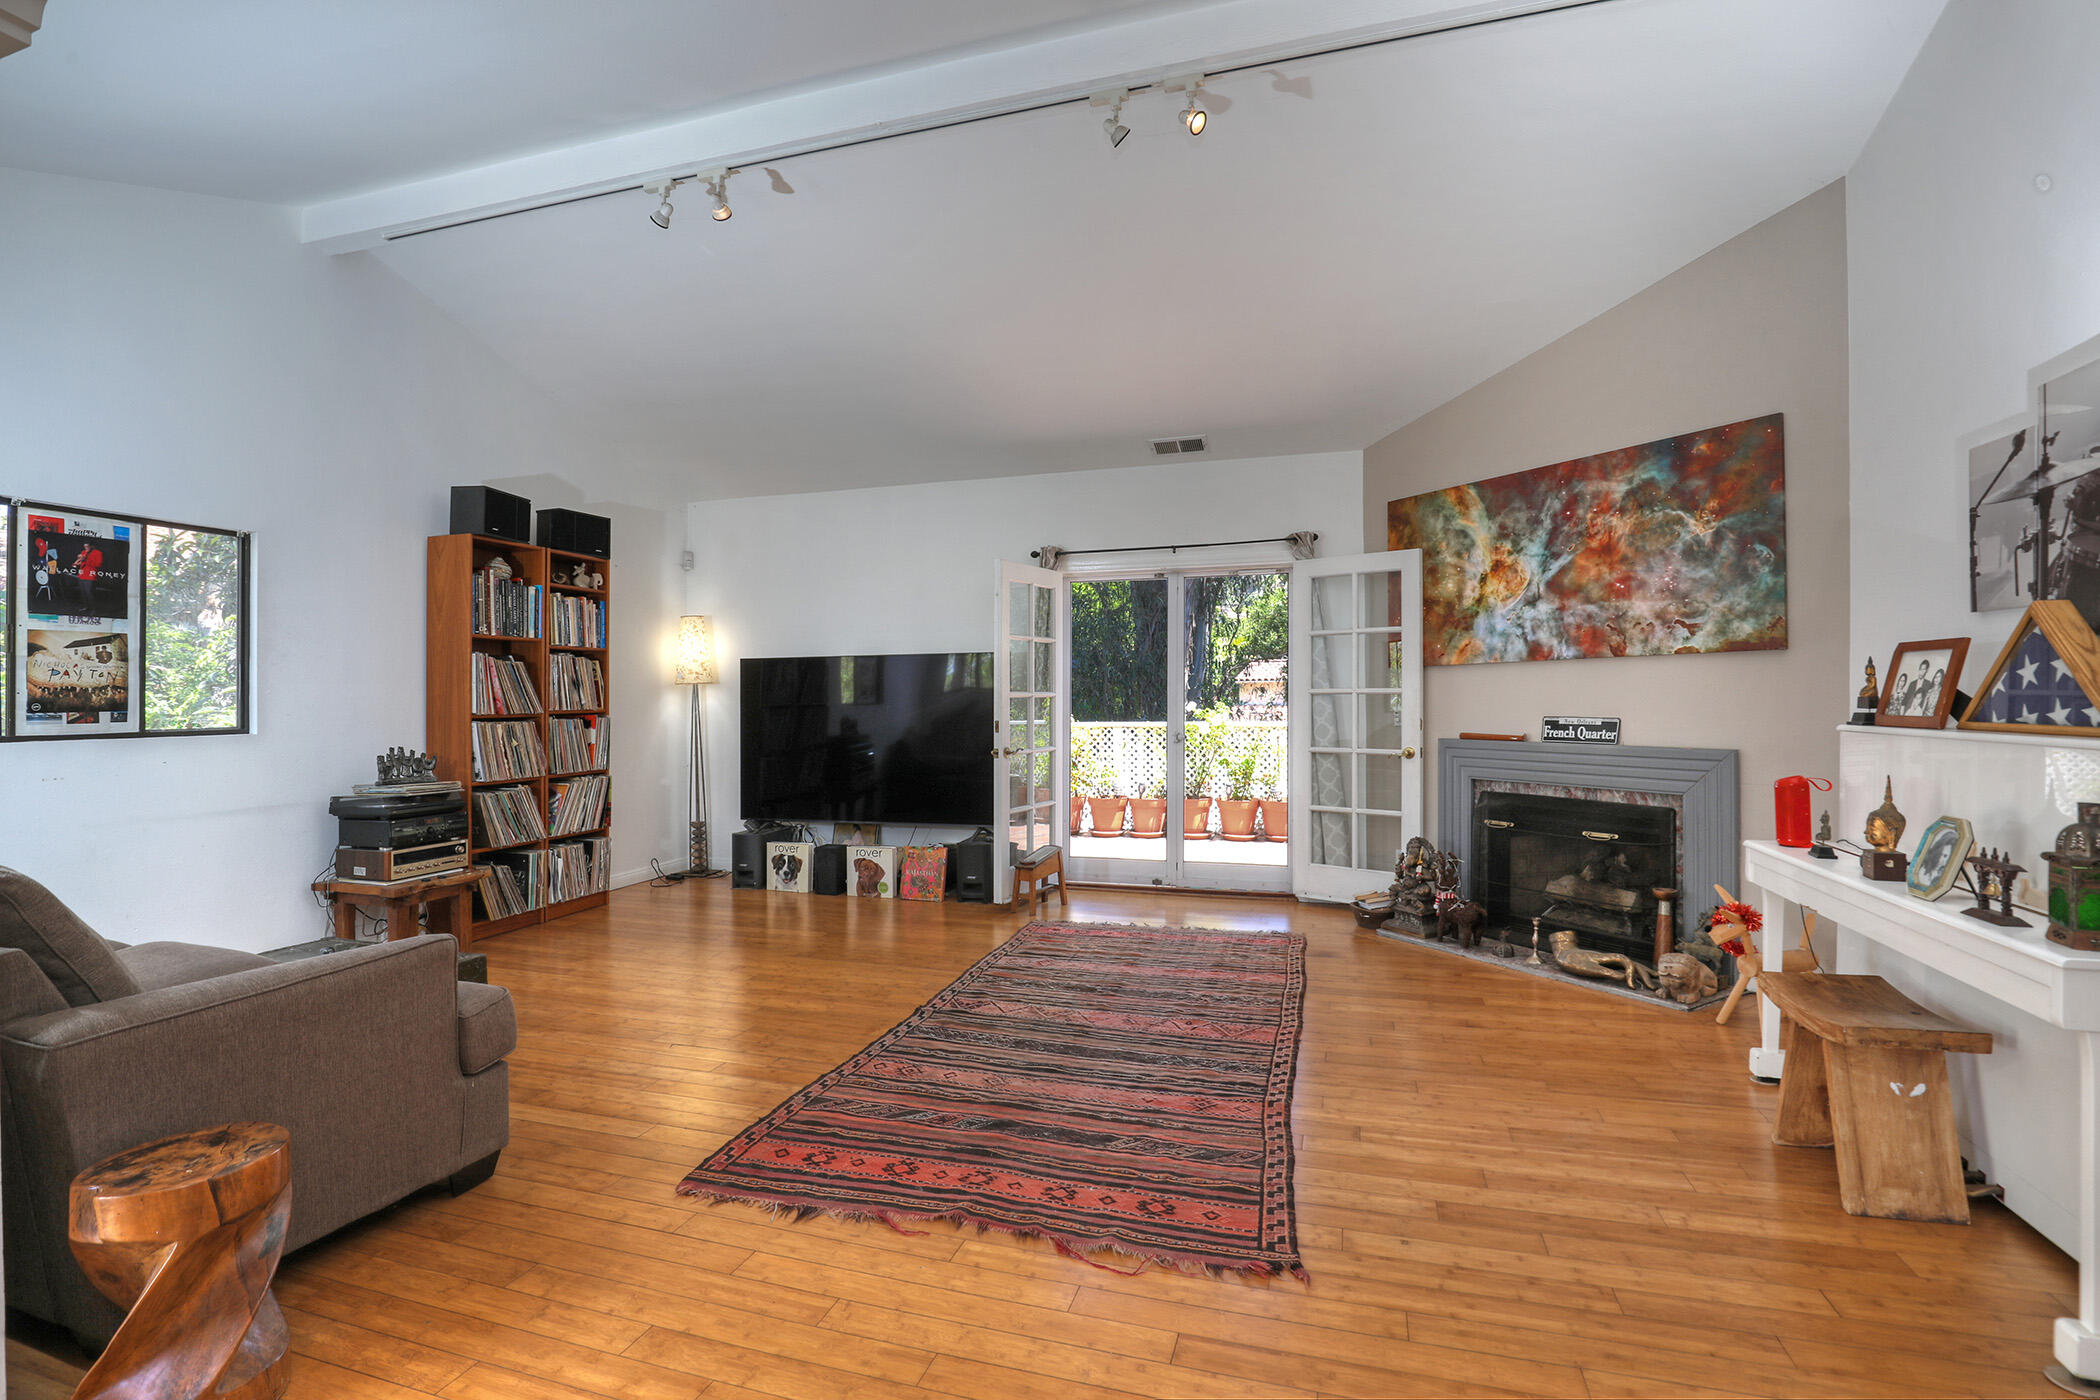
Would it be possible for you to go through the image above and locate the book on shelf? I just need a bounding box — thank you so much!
[549,836,611,902]
[548,773,609,837]
[549,715,608,773]
[472,567,543,639]
[547,652,605,710]
[475,850,548,921]
[471,652,542,715]
[472,784,549,849]
[471,719,547,781]
[550,594,607,648]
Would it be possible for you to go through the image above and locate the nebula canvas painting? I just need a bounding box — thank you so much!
[1386,414,1787,666]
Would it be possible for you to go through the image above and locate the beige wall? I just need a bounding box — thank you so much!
[1361,181,1850,844]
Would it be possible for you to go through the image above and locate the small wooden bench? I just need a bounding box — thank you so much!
[1014,846,1068,919]
[1760,971,1992,1223]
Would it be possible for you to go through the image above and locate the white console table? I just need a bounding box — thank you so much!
[1743,838,2100,1388]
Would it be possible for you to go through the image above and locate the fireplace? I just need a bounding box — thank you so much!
[1439,739,1739,956]
[1473,790,1678,959]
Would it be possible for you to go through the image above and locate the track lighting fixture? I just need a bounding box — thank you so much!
[703,168,732,221]
[644,178,677,229]
[1181,88,1207,136]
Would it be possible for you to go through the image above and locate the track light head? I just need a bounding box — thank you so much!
[1182,94,1207,135]
[643,178,678,229]
[1090,89,1132,151]
[1104,114,1130,148]
[703,168,732,222]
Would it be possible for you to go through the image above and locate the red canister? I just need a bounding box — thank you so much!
[1774,775,1832,848]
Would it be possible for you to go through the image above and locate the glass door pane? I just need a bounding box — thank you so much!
[1067,577,1168,880]
[1183,571,1289,884]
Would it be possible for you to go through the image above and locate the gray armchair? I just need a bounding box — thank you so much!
[0,868,513,1347]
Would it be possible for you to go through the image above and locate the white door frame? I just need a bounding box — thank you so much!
[993,559,1066,905]
[1065,564,1291,894]
[1288,548,1424,903]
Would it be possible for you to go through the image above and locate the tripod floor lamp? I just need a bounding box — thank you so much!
[675,615,724,877]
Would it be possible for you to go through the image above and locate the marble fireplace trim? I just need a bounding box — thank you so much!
[1438,741,1740,922]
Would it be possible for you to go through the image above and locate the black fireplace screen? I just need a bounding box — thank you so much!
[1471,791,1679,960]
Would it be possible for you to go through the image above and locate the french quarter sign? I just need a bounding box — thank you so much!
[1542,716,1621,744]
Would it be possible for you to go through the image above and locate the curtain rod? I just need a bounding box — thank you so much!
[1032,533,1314,560]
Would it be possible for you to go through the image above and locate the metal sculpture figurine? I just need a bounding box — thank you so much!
[375,747,440,786]
[1548,930,1658,990]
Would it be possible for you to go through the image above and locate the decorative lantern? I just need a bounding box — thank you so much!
[2045,802,2100,950]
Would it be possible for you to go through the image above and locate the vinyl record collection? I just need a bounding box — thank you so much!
[549,836,611,902]
[476,850,547,920]
[472,783,548,849]
[548,773,609,837]
[471,719,547,781]
[550,594,607,648]
[472,565,542,638]
[470,652,541,715]
[548,652,605,709]
[549,715,607,773]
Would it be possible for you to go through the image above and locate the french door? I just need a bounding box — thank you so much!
[994,559,1065,905]
[1066,568,1291,894]
[1289,549,1424,902]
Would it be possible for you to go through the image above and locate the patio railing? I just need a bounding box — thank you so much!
[1069,720,1286,799]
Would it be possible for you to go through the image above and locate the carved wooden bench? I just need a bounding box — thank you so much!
[1759,971,1992,1223]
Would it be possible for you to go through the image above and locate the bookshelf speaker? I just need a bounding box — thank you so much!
[451,485,531,543]
[810,844,848,895]
[537,508,612,558]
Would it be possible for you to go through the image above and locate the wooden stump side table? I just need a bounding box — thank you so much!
[68,1122,292,1400]
[311,865,480,950]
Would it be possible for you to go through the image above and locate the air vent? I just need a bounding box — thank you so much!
[1151,436,1207,456]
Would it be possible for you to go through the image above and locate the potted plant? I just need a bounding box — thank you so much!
[1184,726,1218,840]
[1073,748,1126,837]
[1129,777,1168,838]
[1219,750,1261,841]
[1257,746,1288,843]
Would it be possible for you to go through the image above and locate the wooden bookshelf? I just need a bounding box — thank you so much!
[427,534,612,940]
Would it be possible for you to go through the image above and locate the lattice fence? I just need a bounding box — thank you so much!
[1069,721,1287,799]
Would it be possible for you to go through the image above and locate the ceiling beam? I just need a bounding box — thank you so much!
[0,0,46,60]
[298,0,1609,253]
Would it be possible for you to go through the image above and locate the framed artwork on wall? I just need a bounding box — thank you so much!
[1385,414,1787,666]
[1875,637,1970,729]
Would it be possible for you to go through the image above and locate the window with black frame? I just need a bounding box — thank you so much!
[6,500,249,739]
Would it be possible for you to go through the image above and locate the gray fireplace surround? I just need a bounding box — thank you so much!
[1437,740,1741,924]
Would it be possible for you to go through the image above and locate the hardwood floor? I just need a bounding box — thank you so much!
[8,879,2077,1398]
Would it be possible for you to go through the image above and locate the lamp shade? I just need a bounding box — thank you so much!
[674,615,718,685]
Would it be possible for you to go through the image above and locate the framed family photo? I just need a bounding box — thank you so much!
[1875,637,1970,729]
[1907,816,1975,901]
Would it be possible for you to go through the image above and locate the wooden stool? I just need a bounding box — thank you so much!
[1014,846,1068,919]
[68,1122,292,1400]
[1760,972,1992,1223]
[311,865,481,950]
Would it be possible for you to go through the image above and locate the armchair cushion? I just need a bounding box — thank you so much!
[116,942,275,993]
[0,868,140,1007]
[456,980,516,1075]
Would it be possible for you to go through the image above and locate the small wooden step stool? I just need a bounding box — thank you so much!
[1013,845,1068,919]
[1759,971,1993,1223]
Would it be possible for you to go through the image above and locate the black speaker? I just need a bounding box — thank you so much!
[811,844,847,895]
[949,839,997,904]
[732,826,790,889]
[450,485,531,543]
[537,507,612,559]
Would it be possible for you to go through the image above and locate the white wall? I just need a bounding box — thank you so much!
[1362,184,1852,845]
[0,168,686,952]
[1841,0,2100,1261]
[684,451,1363,852]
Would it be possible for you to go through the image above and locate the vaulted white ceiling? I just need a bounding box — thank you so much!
[2,0,1947,501]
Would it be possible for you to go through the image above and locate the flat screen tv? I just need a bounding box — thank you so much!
[740,653,994,827]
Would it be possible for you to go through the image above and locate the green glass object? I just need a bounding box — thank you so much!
[2045,809,2100,948]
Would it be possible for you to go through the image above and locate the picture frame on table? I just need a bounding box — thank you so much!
[1907,816,1975,902]
[1875,638,1970,729]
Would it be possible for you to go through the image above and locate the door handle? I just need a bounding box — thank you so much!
[1400,746,1417,759]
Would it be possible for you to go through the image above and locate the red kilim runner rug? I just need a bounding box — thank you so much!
[676,920,1307,1280]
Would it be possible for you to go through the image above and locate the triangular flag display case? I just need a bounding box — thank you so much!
[1960,600,2100,735]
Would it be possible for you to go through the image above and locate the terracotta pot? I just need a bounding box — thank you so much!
[1128,798,1168,838]
[1218,799,1259,841]
[1085,795,1128,837]
[1183,796,1213,839]
[1258,799,1288,842]
[1069,796,1084,835]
